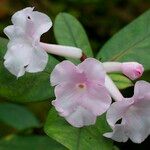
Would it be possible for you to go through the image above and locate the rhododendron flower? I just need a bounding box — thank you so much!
[50,58,112,127]
[4,7,82,77]
[103,62,144,80]
[104,81,150,143]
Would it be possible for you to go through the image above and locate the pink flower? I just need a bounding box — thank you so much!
[103,62,144,80]
[50,58,112,127]
[104,81,150,143]
[4,7,51,77]
[122,62,144,80]
[4,7,82,77]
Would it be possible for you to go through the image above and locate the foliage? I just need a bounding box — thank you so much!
[45,109,113,150]
[0,1,150,149]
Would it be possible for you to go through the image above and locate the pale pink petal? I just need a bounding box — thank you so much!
[122,62,144,80]
[134,80,150,100]
[4,25,15,39]
[26,46,48,73]
[106,98,134,127]
[135,93,150,112]
[11,7,33,28]
[122,92,150,143]
[103,124,128,142]
[29,11,52,40]
[66,106,96,127]
[82,83,111,116]
[11,7,52,41]
[52,83,97,127]
[52,83,80,116]
[50,61,82,86]
[4,25,25,40]
[4,40,32,77]
[78,58,106,84]
[124,106,150,143]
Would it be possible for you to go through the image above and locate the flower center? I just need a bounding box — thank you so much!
[76,83,86,90]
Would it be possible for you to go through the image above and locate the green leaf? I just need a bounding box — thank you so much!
[54,13,93,63]
[109,73,133,90]
[140,71,150,82]
[44,109,114,150]
[0,37,59,102]
[0,135,67,150]
[113,146,120,150]
[0,103,40,130]
[96,10,150,70]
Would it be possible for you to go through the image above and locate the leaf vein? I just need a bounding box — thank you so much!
[109,33,150,61]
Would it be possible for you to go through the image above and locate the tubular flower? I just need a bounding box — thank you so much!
[103,62,144,80]
[4,7,82,77]
[50,58,112,127]
[4,7,51,77]
[104,81,150,143]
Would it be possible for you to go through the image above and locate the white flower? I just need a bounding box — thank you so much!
[4,7,82,77]
[50,58,112,127]
[4,7,51,77]
[104,81,150,143]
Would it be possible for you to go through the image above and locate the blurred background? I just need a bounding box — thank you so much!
[0,0,150,149]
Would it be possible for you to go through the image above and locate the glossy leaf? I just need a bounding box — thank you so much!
[0,103,40,130]
[109,73,133,90]
[0,37,59,102]
[0,135,66,150]
[44,109,114,150]
[96,10,150,70]
[54,12,93,63]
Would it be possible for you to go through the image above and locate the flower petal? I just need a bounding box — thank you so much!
[124,96,150,143]
[82,83,111,116]
[66,106,96,128]
[11,7,33,28]
[30,11,52,40]
[25,46,48,73]
[106,98,133,127]
[78,58,106,84]
[11,7,52,41]
[103,124,128,142]
[134,80,150,99]
[52,83,80,116]
[4,25,23,39]
[50,60,81,86]
[4,40,32,77]
[124,109,149,143]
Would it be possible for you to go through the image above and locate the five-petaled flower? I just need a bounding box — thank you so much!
[50,58,112,127]
[104,81,150,143]
[4,7,51,77]
[4,7,82,77]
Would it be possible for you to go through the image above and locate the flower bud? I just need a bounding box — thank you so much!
[122,62,144,80]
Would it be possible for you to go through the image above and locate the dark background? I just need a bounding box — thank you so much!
[0,0,150,149]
